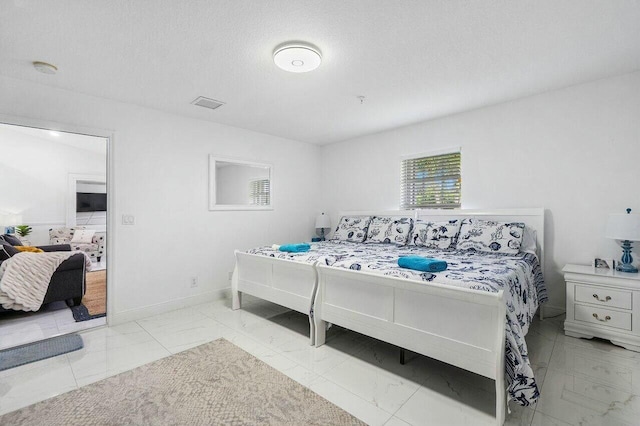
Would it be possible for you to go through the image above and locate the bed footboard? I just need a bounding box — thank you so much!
[232,250,318,345]
[314,264,507,425]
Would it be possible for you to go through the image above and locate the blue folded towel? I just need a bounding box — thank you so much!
[398,255,447,272]
[278,243,311,253]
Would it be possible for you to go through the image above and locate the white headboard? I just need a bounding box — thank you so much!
[335,208,545,272]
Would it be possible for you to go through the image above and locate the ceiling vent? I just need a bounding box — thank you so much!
[191,96,225,110]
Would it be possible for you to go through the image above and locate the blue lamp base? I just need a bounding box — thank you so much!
[616,240,638,273]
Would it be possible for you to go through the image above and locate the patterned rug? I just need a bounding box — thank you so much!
[0,338,365,425]
[0,334,83,372]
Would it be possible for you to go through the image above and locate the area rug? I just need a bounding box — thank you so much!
[0,334,83,372]
[0,338,365,425]
[71,269,106,321]
[83,269,106,315]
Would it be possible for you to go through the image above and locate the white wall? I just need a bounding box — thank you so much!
[0,75,321,323]
[320,71,640,313]
[0,126,106,245]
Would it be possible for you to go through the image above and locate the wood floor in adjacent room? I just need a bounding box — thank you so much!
[1,296,637,425]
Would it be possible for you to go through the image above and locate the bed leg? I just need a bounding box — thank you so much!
[309,315,316,346]
[231,265,241,310]
[400,348,405,365]
[314,319,326,347]
[539,305,544,321]
[495,378,506,425]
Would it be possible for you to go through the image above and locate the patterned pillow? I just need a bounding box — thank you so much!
[365,216,414,245]
[408,220,461,250]
[456,219,525,254]
[331,216,372,243]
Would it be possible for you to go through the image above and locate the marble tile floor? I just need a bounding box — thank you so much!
[0,302,106,351]
[1,296,639,426]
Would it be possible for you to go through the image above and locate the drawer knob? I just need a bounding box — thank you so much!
[592,294,612,302]
[592,313,611,322]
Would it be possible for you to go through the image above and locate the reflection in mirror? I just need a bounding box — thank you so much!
[209,156,272,210]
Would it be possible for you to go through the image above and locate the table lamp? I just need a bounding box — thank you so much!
[606,208,640,273]
[1,213,22,234]
[315,213,331,241]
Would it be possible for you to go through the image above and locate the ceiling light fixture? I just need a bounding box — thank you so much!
[273,42,322,73]
[32,61,58,75]
[49,131,60,137]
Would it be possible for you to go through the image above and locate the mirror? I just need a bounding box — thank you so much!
[209,156,273,211]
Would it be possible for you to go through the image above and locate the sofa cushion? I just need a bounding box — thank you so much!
[2,234,23,246]
[1,243,19,261]
[71,229,95,244]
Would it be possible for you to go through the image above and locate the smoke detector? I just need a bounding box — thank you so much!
[191,96,225,110]
[33,61,58,75]
[273,42,322,73]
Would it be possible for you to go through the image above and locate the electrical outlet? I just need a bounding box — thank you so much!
[122,214,135,225]
[228,271,233,280]
[190,277,198,288]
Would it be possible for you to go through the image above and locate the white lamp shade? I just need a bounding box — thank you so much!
[315,213,331,229]
[606,212,640,241]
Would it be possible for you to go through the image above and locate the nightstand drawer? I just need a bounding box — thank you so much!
[574,304,632,331]
[575,284,632,310]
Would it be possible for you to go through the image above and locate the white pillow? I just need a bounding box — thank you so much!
[71,229,95,244]
[456,219,525,255]
[408,220,461,250]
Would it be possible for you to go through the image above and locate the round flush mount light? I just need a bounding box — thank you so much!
[33,61,58,75]
[273,42,322,73]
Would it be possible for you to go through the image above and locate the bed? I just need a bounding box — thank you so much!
[231,208,546,425]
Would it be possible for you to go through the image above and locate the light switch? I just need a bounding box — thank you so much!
[122,214,135,225]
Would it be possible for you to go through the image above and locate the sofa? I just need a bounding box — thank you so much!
[0,235,86,312]
[49,226,106,262]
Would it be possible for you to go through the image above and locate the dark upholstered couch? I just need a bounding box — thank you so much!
[0,235,86,312]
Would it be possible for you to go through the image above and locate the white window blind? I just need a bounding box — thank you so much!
[400,152,461,209]
[250,179,270,205]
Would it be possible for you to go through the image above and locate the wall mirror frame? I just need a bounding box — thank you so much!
[208,155,273,211]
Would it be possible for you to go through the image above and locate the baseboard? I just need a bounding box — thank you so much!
[109,288,229,325]
[541,304,565,318]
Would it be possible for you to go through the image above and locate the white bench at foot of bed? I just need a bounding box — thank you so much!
[231,250,317,345]
[313,264,507,426]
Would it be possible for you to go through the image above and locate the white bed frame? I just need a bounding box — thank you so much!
[313,208,544,426]
[231,208,545,424]
[230,210,416,345]
[232,251,318,344]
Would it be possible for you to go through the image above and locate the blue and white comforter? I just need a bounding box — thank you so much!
[245,241,547,406]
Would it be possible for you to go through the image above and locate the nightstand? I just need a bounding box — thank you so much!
[563,264,640,352]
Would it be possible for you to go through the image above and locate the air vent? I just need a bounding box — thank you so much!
[191,96,225,110]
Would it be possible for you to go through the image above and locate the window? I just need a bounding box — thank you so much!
[400,151,461,209]
[250,179,270,206]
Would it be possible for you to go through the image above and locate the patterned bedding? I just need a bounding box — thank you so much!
[246,241,547,406]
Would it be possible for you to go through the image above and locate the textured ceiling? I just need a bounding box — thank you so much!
[1,1,639,144]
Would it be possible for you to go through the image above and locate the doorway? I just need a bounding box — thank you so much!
[0,122,110,349]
